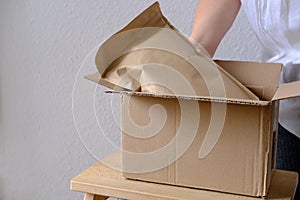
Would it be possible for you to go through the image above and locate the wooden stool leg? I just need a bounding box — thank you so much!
[94,195,109,200]
[84,193,94,200]
[84,193,109,200]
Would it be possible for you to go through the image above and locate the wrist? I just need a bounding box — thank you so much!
[188,37,211,58]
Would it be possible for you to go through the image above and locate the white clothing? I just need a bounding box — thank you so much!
[241,0,300,138]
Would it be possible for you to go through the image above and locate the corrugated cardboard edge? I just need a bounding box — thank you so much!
[85,72,269,106]
[105,90,269,106]
[272,80,300,101]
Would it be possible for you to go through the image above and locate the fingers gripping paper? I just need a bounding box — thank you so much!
[89,2,259,101]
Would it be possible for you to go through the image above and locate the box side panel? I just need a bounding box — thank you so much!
[272,101,279,169]
[122,96,274,197]
[259,105,271,197]
[265,101,279,195]
[175,102,267,196]
[121,95,176,183]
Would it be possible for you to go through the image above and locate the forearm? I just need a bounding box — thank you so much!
[190,0,241,57]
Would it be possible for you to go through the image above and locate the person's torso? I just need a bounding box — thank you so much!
[241,0,300,65]
[241,0,300,137]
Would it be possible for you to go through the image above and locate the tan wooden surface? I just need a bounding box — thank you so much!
[84,193,108,200]
[71,154,298,200]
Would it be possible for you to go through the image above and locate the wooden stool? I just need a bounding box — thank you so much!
[70,153,298,200]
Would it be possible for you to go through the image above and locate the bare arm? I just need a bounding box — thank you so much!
[190,0,241,57]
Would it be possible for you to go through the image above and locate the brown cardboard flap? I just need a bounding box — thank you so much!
[216,61,282,88]
[272,80,300,101]
[216,61,282,101]
[85,73,131,91]
[85,72,101,83]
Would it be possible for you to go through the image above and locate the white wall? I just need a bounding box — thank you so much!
[0,0,262,199]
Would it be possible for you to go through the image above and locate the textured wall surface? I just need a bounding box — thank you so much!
[0,0,262,199]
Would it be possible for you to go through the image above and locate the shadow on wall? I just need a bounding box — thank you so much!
[0,61,4,200]
[0,174,3,199]
[0,68,2,148]
[0,73,3,161]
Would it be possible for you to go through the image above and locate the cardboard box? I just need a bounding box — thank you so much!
[71,151,299,200]
[88,63,300,197]
[119,61,280,197]
[71,152,299,200]
[85,2,300,197]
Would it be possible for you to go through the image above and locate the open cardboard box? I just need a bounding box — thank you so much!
[86,2,300,197]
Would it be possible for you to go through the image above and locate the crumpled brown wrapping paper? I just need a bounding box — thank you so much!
[88,2,259,100]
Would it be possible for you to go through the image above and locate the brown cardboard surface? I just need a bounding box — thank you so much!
[215,60,282,101]
[70,153,299,200]
[272,80,300,101]
[104,90,269,105]
[267,169,299,199]
[121,95,276,197]
[84,1,300,198]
